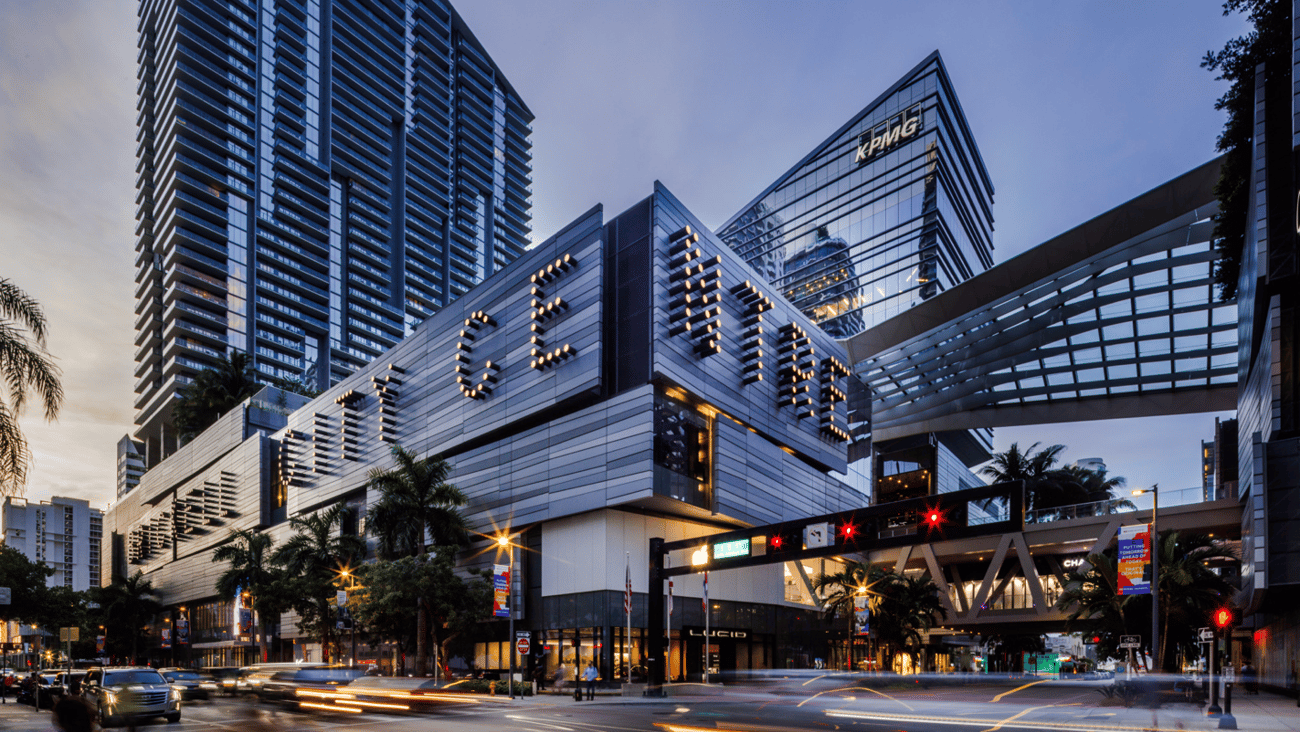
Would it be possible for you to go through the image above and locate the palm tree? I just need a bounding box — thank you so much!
[1056,464,1136,512]
[876,573,948,672]
[92,572,163,664]
[214,529,284,662]
[813,563,946,672]
[273,504,365,663]
[812,561,893,670]
[365,445,469,676]
[0,278,63,498]
[981,442,1088,513]
[1057,531,1236,671]
[173,351,261,443]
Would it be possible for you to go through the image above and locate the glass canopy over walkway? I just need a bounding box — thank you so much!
[846,158,1234,441]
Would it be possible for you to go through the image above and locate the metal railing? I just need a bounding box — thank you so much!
[1025,498,1136,524]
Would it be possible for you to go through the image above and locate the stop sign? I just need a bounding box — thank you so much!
[516,637,530,656]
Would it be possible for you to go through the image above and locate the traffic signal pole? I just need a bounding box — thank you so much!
[1208,628,1220,715]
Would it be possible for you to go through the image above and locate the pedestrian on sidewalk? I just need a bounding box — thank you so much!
[582,662,598,701]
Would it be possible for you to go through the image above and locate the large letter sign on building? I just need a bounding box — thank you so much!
[1117,524,1152,596]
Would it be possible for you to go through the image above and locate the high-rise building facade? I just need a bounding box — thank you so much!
[716,52,994,502]
[717,51,993,338]
[132,0,533,465]
[2,496,104,591]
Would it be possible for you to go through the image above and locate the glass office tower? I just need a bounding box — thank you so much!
[717,52,994,501]
[717,51,993,336]
[132,0,532,466]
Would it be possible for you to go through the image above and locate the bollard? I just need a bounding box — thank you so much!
[1217,683,1236,730]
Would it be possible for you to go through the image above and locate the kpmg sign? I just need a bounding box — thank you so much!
[855,105,922,163]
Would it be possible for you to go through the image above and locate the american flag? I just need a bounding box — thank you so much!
[702,571,708,613]
[624,559,632,616]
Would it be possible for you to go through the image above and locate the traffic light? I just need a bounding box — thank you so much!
[921,506,945,533]
[840,523,858,542]
[769,534,783,550]
[1213,607,1233,629]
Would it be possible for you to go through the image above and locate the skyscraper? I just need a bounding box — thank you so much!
[717,51,994,502]
[132,0,532,466]
[717,51,992,336]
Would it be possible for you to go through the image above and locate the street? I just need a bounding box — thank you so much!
[2,677,1296,732]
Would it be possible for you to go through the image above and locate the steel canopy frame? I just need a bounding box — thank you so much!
[644,481,1024,689]
[845,158,1235,441]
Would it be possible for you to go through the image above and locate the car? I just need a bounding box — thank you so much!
[35,671,63,709]
[259,666,368,709]
[81,666,181,726]
[58,671,88,697]
[237,663,315,695]
[159,669,209,700]
[199,666,240,696]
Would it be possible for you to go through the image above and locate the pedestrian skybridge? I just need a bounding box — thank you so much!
[845,158,1235,441]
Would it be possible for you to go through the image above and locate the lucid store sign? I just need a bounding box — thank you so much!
[855,104,923,163]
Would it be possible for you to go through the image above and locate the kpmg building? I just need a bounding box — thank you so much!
[717,52,995,501]
[103,184,865,678]
[130,0,533,472]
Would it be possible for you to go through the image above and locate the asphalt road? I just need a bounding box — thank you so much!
[0,676,1242,732]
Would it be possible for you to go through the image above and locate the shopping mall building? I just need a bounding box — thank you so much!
[102,183,869,677]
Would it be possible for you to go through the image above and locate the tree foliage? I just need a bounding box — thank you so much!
[813,561,947,670]
[90,571,163,665]
[172,351,261,442]
[364,445,469,675]
[214,529,287,662]
[0,278,63,497]
[272,504,365,662]
[0,544,55,622]
[1056,530,1236,671]
[351,551,493,675]
[981,443,1134,514]
[1201,0,1290,300]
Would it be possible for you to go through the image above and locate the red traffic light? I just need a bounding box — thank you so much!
[841,524,856,540]
[1088,635,1101,644]
[770,535,783,549]
[1213,607,1232,629]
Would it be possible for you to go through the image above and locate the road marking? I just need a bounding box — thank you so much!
[982,705,1048,732]
[506,714,575,730]
[802,674,827,686]
[990,679,1048,702]
[796,686,915,711]
[824,709,1171,732]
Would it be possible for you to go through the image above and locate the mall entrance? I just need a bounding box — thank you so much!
[671,627,772,681]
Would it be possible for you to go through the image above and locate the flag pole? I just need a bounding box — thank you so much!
[626,551,632,682]
[703,570,709,685]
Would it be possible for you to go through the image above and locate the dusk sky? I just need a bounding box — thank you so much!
[1,1,1245,510]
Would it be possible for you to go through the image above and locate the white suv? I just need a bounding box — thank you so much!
[81,667,181,726]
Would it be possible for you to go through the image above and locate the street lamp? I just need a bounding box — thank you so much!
[497,533,516,699]
[337,567,358,668]
[1132,486,1159,673]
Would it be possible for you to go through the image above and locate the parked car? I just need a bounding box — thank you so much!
[81,666,181,726]
[35,671,62,709]
[57,671,87,698]
[159,669,209,700]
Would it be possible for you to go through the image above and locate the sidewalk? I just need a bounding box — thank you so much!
[0,698,53,732]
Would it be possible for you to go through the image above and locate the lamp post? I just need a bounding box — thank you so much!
[338,568,358,668]
[497,533,515,699]
[1132,486,1159,673]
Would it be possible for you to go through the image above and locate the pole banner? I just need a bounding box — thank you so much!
[176,610,189,645]
[853,595,870,635]
[160,628,171,649]
[1117,524,1152,596]
[493,564,511,618]
[95,635,105,654]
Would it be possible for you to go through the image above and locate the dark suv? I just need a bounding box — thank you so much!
[81,667,181,726]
